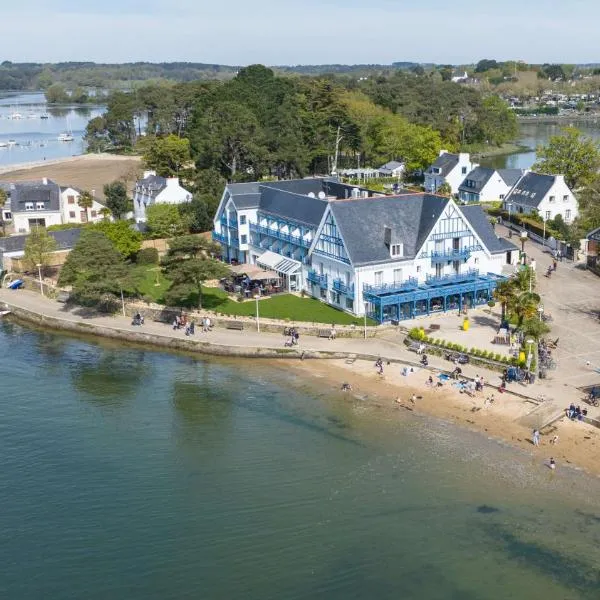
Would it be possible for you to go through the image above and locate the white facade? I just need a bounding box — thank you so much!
[60,187,107,225]
[133,170,192,223]
[459,171,515,203]
[13,210,62,234]
[424,152,478,195]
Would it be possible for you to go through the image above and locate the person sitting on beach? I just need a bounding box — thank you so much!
[341,382,352,392]
[426,375,434,387]
[549,457,556,470]
[172,318,178,330]
[484,394,495,405]
[189,321,195,335]
[567,403,576,419]
[451,367,462,380]
[420,354,428,367]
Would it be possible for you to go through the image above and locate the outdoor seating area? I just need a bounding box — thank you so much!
[221,264,283,299]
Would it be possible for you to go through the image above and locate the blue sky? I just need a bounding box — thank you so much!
[2,0,599,64]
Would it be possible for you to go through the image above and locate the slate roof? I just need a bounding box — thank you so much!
[497,169,524,187]
[135,173,168,199]
[459,205,518,255]
[0,227,83,255]
[258,185,328,227]
[329,194,449,266]
[10,180,61,213]
[379,161,404,174]
[231,193,261,209]
[505,172,556,208]
[458,167,495,193]
[426,153,459,177]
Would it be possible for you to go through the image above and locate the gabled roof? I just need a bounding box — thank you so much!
[379,161,404,174]
[328,194,449,266]
[497,169,524,187]
[426,153,459,177]
[505,172,556,208]
[587,226,600,242]
[459,205,518,255]
[258,185,327,227]
[458,166,496,193]
[0,227,83,255]
[10,180,61,213]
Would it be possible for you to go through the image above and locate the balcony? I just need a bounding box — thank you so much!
[219,215,228,226]
[430,230,473,241]
[422,245,482,261]
[363,277,419,296]
[228,219,238,230]
[212,231,228,244]
[332,279,354,297]
[249,223,311,248]
[307,270,328,288]
[426,269,479,286]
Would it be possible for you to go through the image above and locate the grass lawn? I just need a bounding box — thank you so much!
[132,265,375,326]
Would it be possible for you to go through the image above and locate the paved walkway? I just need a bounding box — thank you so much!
[0,288,584,425]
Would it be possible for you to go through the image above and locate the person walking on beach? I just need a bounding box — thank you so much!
[549,457,556,470]
[533,429,540,447]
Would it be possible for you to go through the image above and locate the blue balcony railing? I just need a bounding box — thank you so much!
[307,270,328,288]
[219,215,228,226]
[426,269,479,286]
[422,245,482,261]
[363,277,419,296]
[212,231,227,244]
[249,223,311,248]
[332,279,354,297]
[228,219,238,230]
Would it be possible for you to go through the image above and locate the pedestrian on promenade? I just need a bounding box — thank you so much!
[329,324,337,340]
[533,429,540,446]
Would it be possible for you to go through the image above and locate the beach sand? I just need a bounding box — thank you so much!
[286,358,600,478]
[0,154,142,199]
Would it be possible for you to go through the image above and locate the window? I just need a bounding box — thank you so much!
[545,211,551,220]
[36,202,45,210]
[374,271,383,285]
[435,264,443,277]
[461,166,467,174]
[69,211,76,218]
[345,298,354,310]
[67,195,75,204]
[239,215,247,225]
[452,260,460,274]
[4,212,11,219]
[563,195,569,202]
[500,194,505,200]
[416,266,421,273]
[91,211,97,218]
[474,258,479,265]
[25,202,34,211]
[393,268,403,283]
[391,243,403,257]
[320,288,327,300]
[549,195,555,203]
[241,234,247,244]
[331,291,340,305]
[565,209,571,220]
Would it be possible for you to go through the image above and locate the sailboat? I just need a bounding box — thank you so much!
[58,116,74,142]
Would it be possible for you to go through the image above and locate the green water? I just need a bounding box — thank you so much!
[1,320,599,599]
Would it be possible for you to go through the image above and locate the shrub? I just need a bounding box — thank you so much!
[137,247,159,265]
[494,353,502,361]
[408,327,421,340]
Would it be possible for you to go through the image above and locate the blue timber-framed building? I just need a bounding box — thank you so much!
[212,178,518,323]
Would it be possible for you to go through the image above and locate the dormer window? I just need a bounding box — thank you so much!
[391,243,403,257]
[25,202,34,211]
[36,202,45,210]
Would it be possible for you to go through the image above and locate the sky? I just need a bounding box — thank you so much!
[2,0,600,65]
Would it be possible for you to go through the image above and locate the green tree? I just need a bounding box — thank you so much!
[77,190,94,223]
[141,134,191,177]
[24,227,57,274]
[436,182,452,197]
[514,292,541,326]
[493,280,517,320]
[91,220,142,259]
[58,230,132,311]
[45,83,69,104]
[146,204,189,239]
[162,235,229,308]
[473,95,518,146]
[178,195,212,233]
[521,318,551,341]
[0,188,7,236]
[533,127,600,189]
[103,181,131,219]
[84,115,110,153]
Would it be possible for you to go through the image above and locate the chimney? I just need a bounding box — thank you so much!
[166,177,179,186]
[42,177,48,185]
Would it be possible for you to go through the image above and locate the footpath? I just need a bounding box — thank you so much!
[0,289,577,425]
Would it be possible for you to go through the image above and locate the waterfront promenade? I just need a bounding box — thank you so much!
[0,288,586,427]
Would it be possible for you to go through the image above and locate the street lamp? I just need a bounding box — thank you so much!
[520,230,528,253]
[538,305,544,322]
[526,338,535,371]
[364,301,369,339]
[255,294,260,332]
[120,287,126,317]
[36,263,43,297]
[542,217,546,247]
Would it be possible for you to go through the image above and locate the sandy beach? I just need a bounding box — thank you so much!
[287,358,600,478]
[0,154,142,199]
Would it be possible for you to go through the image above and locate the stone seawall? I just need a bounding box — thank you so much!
[3,303,388,363]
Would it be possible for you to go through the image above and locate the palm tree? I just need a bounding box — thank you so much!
[77,190,94,223]
[514,292,540,326]
[99,207,112,221]
[494,280,517,320]
[513,265,535,293]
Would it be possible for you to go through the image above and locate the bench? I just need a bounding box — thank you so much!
[408,341,423,353]
[493,335,510,345]
[225,321,244,331]
[317,329,331,338]
[429,324,441,331]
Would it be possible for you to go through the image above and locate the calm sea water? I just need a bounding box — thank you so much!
[1,321,600,599]
[0,92,104,167]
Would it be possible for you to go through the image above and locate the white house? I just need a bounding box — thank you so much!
[424,151,478,195]
[10,179,63,233]
[133,170,192,223]
[60,186,108,225]
[503,172,579,224]
[458,167,523,203]
[213,177,517,323]
[378,161,405,178]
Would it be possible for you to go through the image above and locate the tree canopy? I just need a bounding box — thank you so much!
[103,181,131,219]
[140,134,191,177]
[146,204,190,239]
[91,220,142,259]
[24,227,57,273]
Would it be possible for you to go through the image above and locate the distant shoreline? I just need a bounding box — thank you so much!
[0,153,139,176]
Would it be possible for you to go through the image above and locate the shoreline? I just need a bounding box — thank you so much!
[284,358,600,479]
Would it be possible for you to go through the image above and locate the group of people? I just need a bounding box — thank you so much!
[566,403,588,421]
[284,327,301,347]
[131,312,145,326]
[172,314,213,336]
